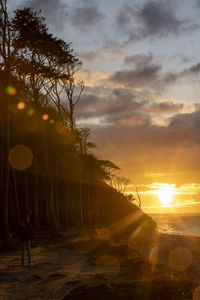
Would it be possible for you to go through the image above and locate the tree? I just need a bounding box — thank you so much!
[108,174,131,194]
[0,0,12,81]
[46,60,84,131]
[102,160,131,194]
[0,0,13,240]
[12,8,76,106]
[0,4,82,238]
[135,185,142,208]
[59,70,84,131]
[125,185,142,208]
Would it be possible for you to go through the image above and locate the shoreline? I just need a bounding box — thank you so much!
[150,213,200,238]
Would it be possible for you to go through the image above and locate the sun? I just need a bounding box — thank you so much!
[157,186,174,207]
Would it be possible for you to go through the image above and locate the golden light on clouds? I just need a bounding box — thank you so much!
[76,69,114,88]
[129,181,200,213]
[143,183,177,209]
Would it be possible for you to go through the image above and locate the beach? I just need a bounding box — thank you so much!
[1,230,200,300]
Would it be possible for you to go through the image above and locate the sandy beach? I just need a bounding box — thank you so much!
[1,231,200,300]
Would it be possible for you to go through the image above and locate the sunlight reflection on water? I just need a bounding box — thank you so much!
[151,215,200,237]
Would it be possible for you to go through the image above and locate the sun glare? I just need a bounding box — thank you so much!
[157,185,174,207]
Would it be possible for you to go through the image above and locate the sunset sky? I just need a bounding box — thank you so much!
[12,0,200,213]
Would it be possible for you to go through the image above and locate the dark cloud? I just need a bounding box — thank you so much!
[70,0,105,31]
[116,1,196,41]
[20,0,68,29]
[110,56,178,90]
[182,63,200,76]
[110,65,161,89]
[124,53,153,67]
[137,1,183,37]
[169,109,200,131]
[19,0,105,31]
[76,88,148,124]
[111,54,200,91]
[196,0,200,8]
[76,86,183,126]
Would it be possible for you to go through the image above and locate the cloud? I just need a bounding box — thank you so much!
[91,108,200,185]
[169,109,200,131]
[149,102,184,114]
[80,50,107,62]
[110,53,200,92]
[116,1,197,42]
[76,86,184,127]
[70,0,105,31]
[124,53,153,67]
[76,88,147,124]
[196,0,200,8]
[136,1,183,37]
[182,63,200,76]
[19,0,105,32]
[19,0,68,29]
[110,54,178,90]
[110,65,161,89]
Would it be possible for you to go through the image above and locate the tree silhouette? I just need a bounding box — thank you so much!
[0,2,155,247]
[12,8,76,106]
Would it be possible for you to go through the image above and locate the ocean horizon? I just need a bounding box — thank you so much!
[150,213,200,237]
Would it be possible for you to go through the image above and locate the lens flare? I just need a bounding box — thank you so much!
[8,145,33,171]
[17,102,25,110]
[149,247,159,265]
[27,108,35,116]
[42,114,49,120]
[6,85,17,96]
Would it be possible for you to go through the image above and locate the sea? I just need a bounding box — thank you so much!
[150,214,200,237]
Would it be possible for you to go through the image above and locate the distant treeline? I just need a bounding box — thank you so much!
[0,1,156,244]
